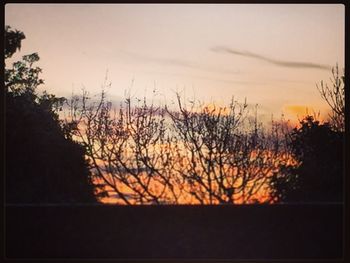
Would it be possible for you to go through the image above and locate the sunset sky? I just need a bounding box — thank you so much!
[5,4,345,123]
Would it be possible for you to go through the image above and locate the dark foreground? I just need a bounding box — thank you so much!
[5,204,343,260]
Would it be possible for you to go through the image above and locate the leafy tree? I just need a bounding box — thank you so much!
[5,26,25,59]
[270,65,344,203]
[271,116,343,203]
[5,26,97,203]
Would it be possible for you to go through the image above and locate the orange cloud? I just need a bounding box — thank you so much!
[282,104,332,127]
[284,105,312,117]
[283,105,318,119]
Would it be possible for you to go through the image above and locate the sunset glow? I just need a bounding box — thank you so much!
[5,3,344,205]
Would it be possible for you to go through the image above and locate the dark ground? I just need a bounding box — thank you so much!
[5,203,343,260]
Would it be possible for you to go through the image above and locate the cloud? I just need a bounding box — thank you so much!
[284,105,311,116]
[120,50,240,75]
[141,69,265,86]
[211,46,331,71]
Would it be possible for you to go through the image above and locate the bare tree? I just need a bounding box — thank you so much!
[166,95,291,204]
[65,86,294,205]
[317,64,345,132]
[63,88,182,204]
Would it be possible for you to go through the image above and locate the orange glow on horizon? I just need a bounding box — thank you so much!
[91,149,297,205]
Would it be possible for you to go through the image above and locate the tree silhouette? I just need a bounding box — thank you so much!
[5,26,25,59]
[64,90,180,204]
[166,96,289,204]
[270,66,344,203]
[317,64,345,132]
[5,26,97,203]
[67,89,292,204]
[271,116,343,203]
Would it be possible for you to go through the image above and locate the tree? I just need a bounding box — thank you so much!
[5,26,25,59]
[67,89,291,204]
[5,26,97,203]
[317,64,345,132]
[64,90,180,204]
[270,116,343,203]
[166,96,290,204]
[270,66,344,203]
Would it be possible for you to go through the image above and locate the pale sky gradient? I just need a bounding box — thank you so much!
[5,4,345,122]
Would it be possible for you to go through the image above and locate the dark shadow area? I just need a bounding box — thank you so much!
[5,92,97,203]
[5,204,342,259]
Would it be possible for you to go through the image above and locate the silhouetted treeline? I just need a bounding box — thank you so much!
[65,71,343,205]
[5,26,344,204]
[5,26,97,203]
[65,90,292,204]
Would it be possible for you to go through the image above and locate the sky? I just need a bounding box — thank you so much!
[5,4,345,123]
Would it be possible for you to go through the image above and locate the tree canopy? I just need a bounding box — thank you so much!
[270,62,345,204]
[5,26,97,203]
[271,115,343,203]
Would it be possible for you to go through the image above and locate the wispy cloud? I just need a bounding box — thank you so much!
[119,50,240,75]
[211,46,331,71]
[141,69,265,86]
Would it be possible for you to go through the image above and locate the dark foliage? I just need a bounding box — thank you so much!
[5,26,97,203]
[4,26,25,59]
[271,116,343,203]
